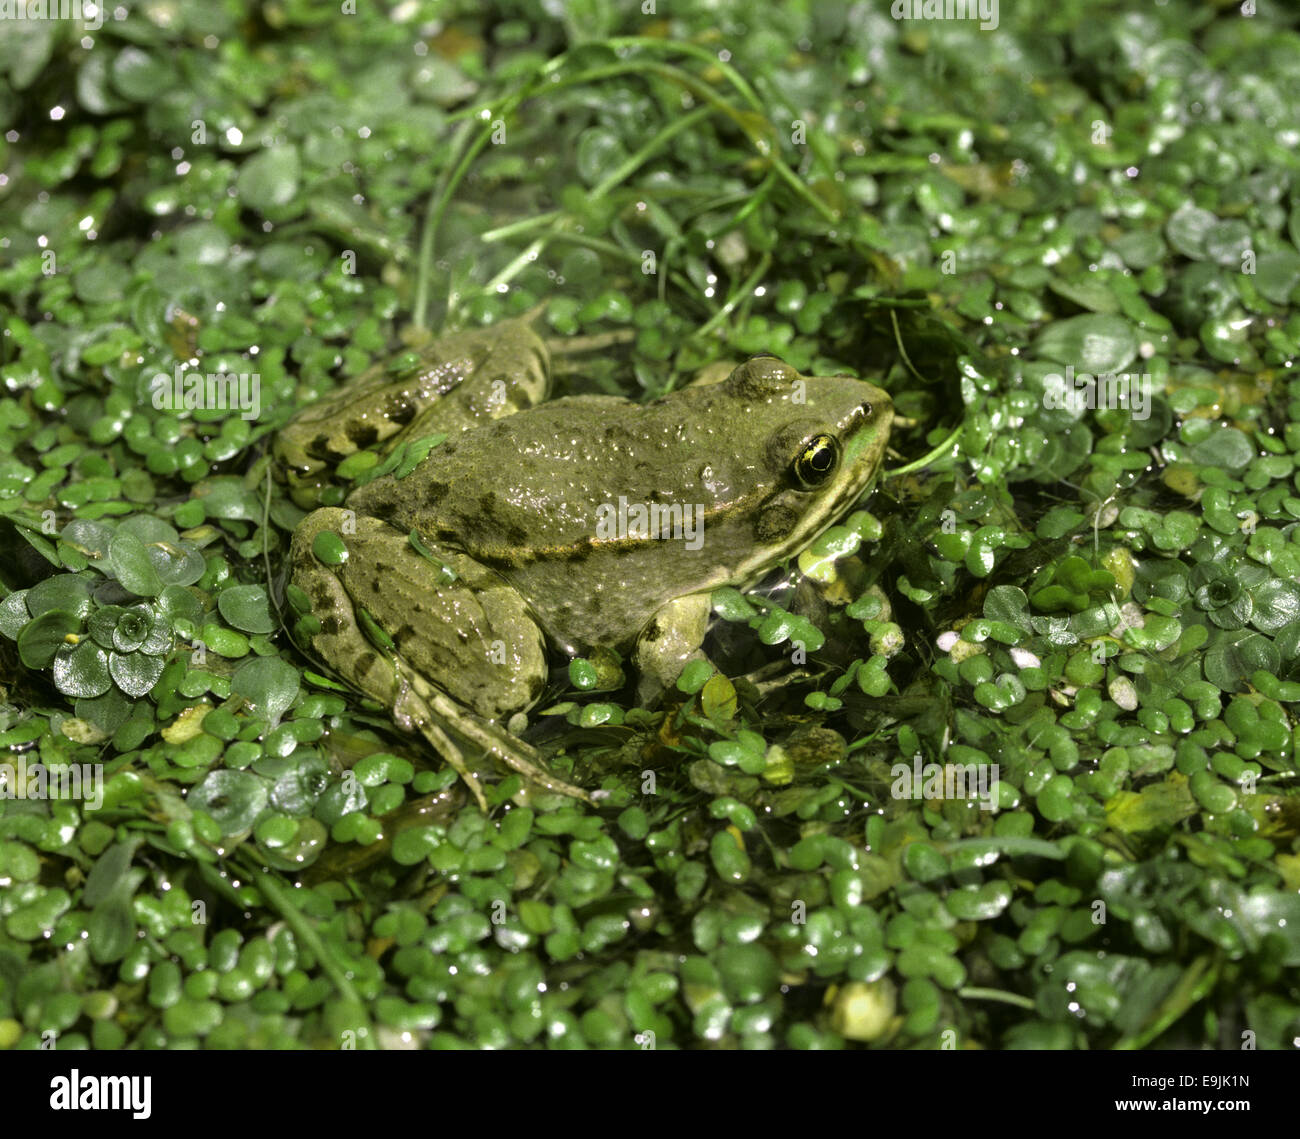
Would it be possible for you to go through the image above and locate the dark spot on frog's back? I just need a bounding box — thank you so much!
[475,492,528,545]
[364,498,400,525]
[603,422,638,446]
[384,396,417,426]
[425,480,449,506]
[347,422,380,449]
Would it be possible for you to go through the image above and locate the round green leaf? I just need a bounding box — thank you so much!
[108,651,166,698]
[237,145,301,213]
[217,585,277,635]
[53,640,112,698]
[1034,314,1138,375]
[187,770,270,837]
[27,574,94,620]
[231,657,300,725]
[17,610,81,669]
[108,530,163,597]
[110,46,176,102]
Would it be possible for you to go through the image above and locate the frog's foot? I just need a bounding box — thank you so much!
[286,507,593,809]
[398,672,596,807]
[398,698,489,813]
[633,593,713,707]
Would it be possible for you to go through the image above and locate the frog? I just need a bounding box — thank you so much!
[274,312,893,811]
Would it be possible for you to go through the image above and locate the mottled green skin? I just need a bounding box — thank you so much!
[278,316,892,803]
[348,363,892,656]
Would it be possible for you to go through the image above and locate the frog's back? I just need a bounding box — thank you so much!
[349,390,753,554]
[345,390,763,650]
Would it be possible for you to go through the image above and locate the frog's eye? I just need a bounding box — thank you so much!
[792,434,839,488]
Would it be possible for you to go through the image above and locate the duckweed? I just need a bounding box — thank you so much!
[0,0,1297,1057]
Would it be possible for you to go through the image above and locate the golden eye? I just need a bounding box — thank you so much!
[793,434,838,488]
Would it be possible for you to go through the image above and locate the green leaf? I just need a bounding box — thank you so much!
[17,609,81,669]
[1254,249,1300,304]
[83,838,143,908]
[711,587,757,621]
[1204,630,1280,693]
[237,145,302,214]
[0,591,30,639]
[1188,428,1254,474]
[53,640,113,698]
[231,657,300,725]
[108,530,164,597]
[217,585,277,634]
[75,688,133,734]
[87,895,137,965]
[945,836,1066,861]
[157,584,204,626]
[1105,778,1198,834]
[1165,202,1217,260]
[187,770,270,837]
[1250,578,1300,633]
[109,650,166,698]
[110,46,176,102]
[27,574,94,619]
[1033,313,1138,375]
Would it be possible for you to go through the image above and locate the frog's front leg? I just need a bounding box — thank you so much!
[633,593,713,706]
[284,508,593,809]
[275,315,551,508]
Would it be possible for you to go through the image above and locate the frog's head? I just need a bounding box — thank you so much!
[716,354,892,580]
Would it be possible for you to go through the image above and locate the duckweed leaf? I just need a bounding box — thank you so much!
[1033,314,1138,375]
[107,530,163,597]
[231,657,300,725]
[187,770,270,837]
[53,640,112,698]
[17,609,81,669]
[238,145,302,214]
[108,650,166,698]
[217,585,277,635]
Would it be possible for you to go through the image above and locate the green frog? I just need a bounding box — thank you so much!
[274,314,892,810]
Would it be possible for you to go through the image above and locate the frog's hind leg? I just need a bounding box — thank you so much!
[404,704,488,813]
[403,673,599,808]
[285,507,592,808]
[276,315,551,507]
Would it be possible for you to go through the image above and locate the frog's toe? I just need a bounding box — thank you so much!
[633,593,713,706]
